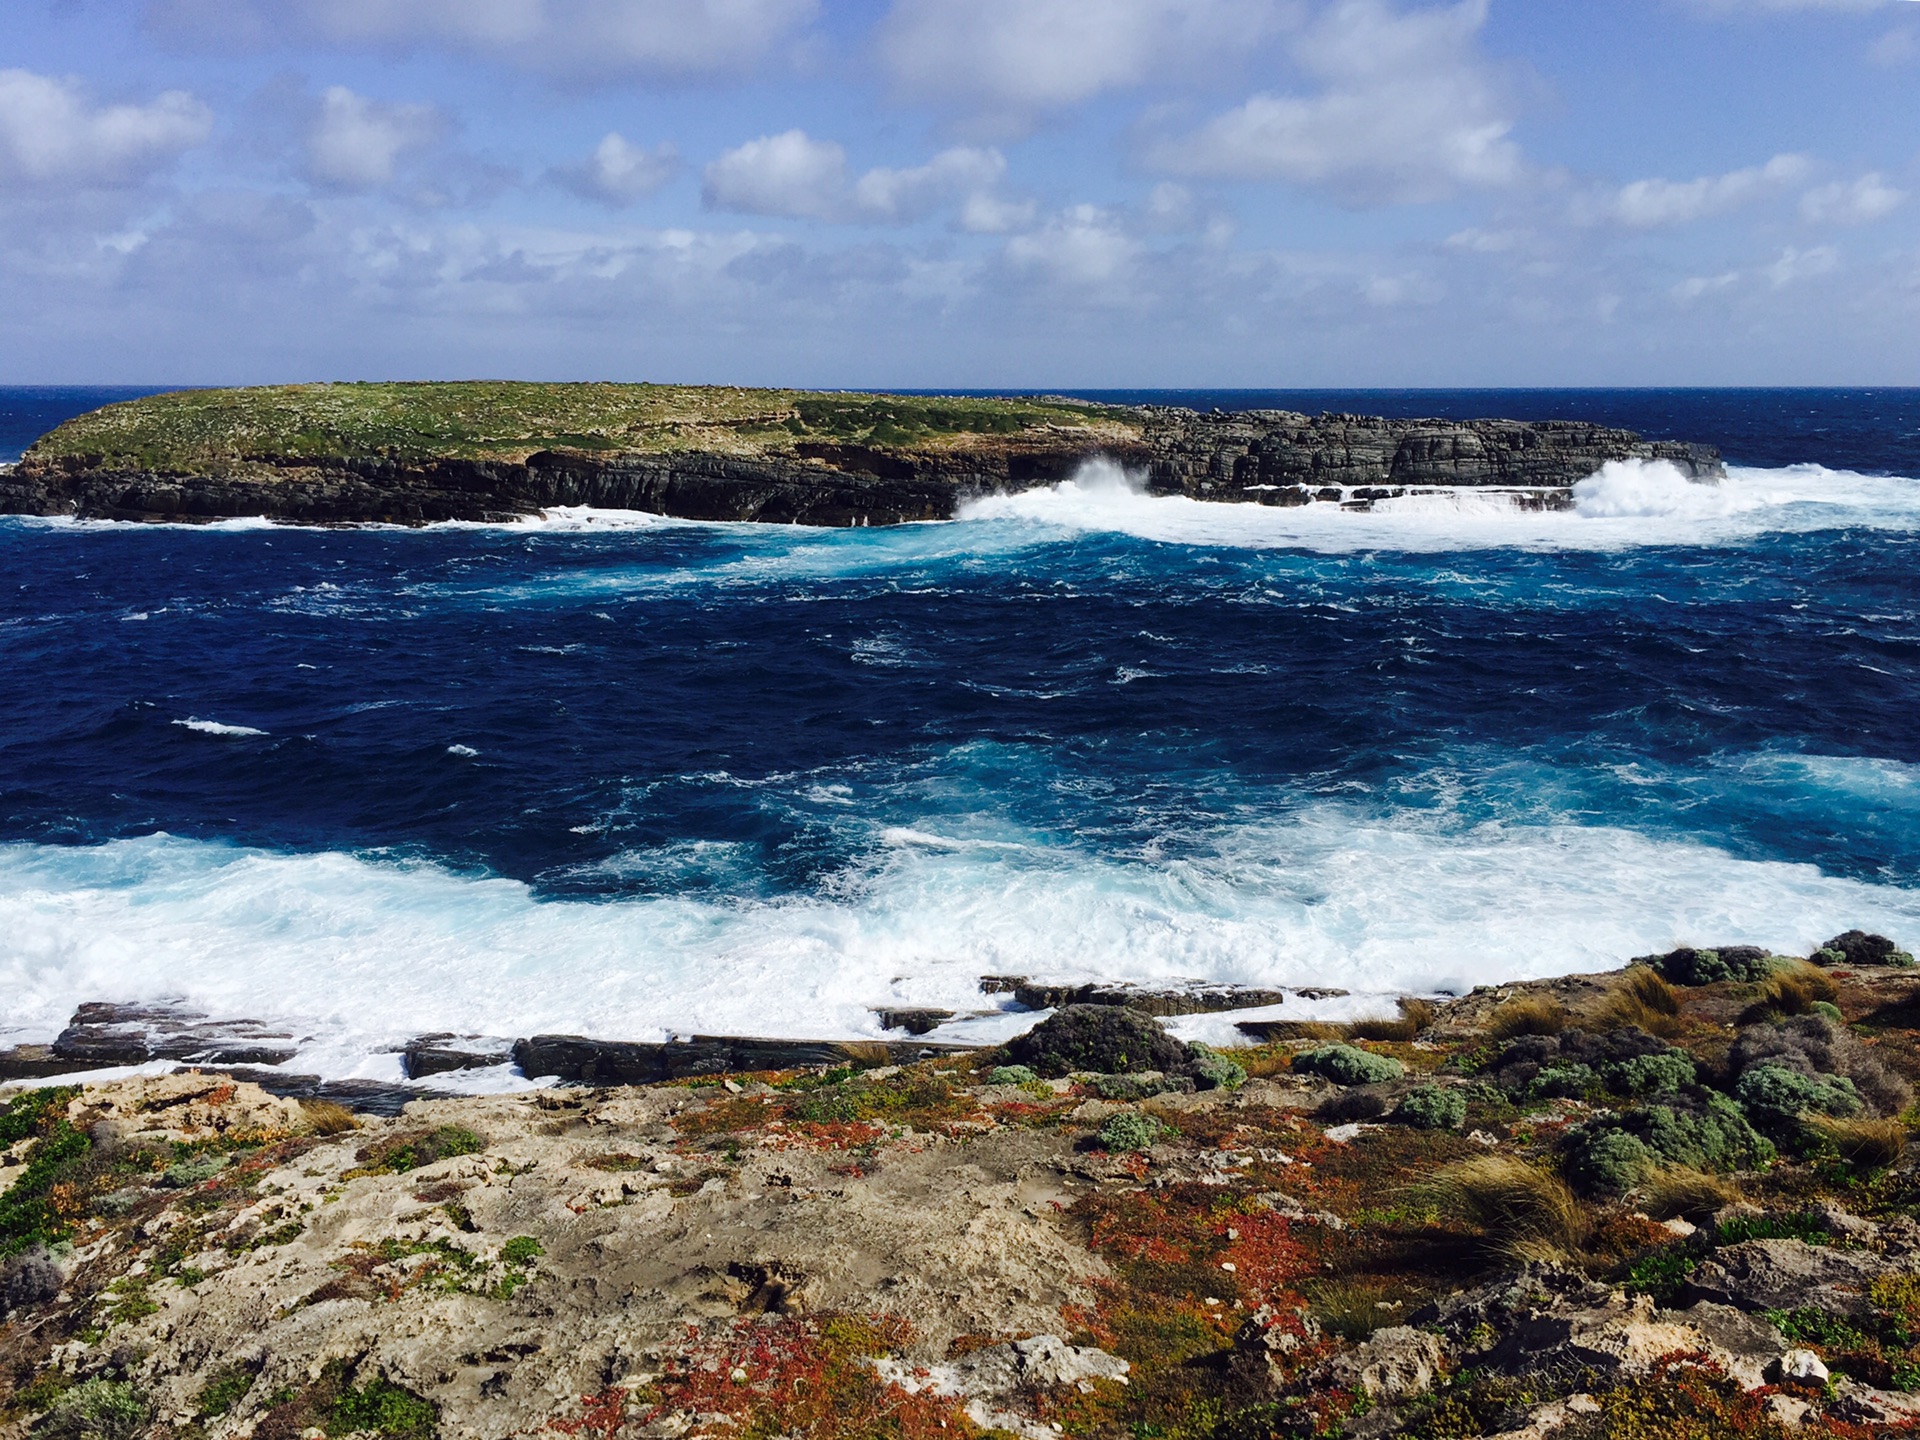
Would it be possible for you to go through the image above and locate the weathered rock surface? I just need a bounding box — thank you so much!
[4,407,1725,527]
[1313,1325,1445,1402]
[993,977,1291,1017]
[1003,1005,1194,1078]
[50,1002,299,1069]
[400,1034,517,1079]
[1682,1237,1912,1318]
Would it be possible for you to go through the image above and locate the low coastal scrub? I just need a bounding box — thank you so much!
[1293,1044,1405,1086]
[7,927,1920,1440]
[24,383,1134,474]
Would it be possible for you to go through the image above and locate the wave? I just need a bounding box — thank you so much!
[956,457,1920,553]
[2,802,1915,1073]
[171,718,269,737]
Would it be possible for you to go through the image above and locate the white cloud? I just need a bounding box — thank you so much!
[1585,153,1809,228]
[1872,26,1918,63]
[1766,244,1839,287]
[306,87,442,190]
[1689,0,1900,12]
[1144,0,1523,205]
[1003,204,1141,288]
[1672,271,1741,302]
[146,0,819,83]
[876,0,1290,132]
[1801,173,1906,225]
[702,130,848,220]
[0,69,211,187]
[1446,226,1518,252]
[558,133,680,206]
[703,130,1018,227]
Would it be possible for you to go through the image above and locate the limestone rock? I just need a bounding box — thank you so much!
[1315,1325,1445,1402]
[1683,1238,1909,1318]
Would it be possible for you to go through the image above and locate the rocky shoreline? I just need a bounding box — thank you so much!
[8,931,1920,1437]
[0,388,1725,527]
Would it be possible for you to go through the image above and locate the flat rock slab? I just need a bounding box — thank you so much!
[872,1008,957,1036]
[513,1033,975,1086]
[0,1044,99,1081]
[52,1001,300,1068]
[982,976,1294,1016]
[215,1067,452,1117]
[1683,1238,1910,1318]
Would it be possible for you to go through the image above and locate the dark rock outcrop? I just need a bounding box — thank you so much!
[997,978,1290,1017]
[400,1034,517,1079]
[2,407,1725,527]
[511,1034,969,1085]
[50,1002,299,1069]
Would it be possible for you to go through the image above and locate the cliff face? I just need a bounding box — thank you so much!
[1,405,1724,527]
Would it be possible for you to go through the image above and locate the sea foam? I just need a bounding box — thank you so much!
[3,802,1917,1072]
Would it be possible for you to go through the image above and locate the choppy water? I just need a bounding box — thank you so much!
[3,389,1918,1081]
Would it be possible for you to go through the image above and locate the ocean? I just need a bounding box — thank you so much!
[3,387,1919,1085]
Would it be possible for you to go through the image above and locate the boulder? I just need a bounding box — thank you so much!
[511,1033,970,1085]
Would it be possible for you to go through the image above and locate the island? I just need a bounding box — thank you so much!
[0,382,1725,526]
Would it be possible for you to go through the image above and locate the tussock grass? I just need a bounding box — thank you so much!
[1636,1166,1736,1223]
[1740,959,1842,1025]
[1808,1114,1908,1170]
[1424,1156,1588,1263]
[1595,966,1684,1038]
[298,1100,358,1136]
[1487,996,1570,1041]
[1348,998,1438,1044]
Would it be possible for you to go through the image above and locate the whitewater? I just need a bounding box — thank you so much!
[2,392,1919,1083]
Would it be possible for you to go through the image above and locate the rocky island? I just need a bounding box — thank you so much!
[0,383,1724,527]
[8,933,1920,1438]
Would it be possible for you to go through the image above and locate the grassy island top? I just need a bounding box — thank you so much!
[25,381,1142,473]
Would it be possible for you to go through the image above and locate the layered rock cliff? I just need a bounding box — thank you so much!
[0,385,1725,527]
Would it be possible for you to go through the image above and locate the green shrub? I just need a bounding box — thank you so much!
[1812,1001,1845,1024]
[1394,1086,1467,1131]
[1295,1044,1404,1086]
[986,1065,1038,1086]
[197,1366,255,1419]
[0,1087,79,1148]
[1091,1072,1186,1100]
[1,1119,91,1257]
[1651,947,1778,986]
[1530,1062,1600,1100]
[1563,1092,1772,1195]
[500,1236,543,1266]
[1605,1050,1697,1095]
[1566,1128,1657,1196]
[1736,1064,1862,1129]
[1097,1113,1168,1153]
[356,1125,484,1176]
[325,1376,437,1438]
[34,1378,149,1440]
[1188,1043,1247,1092]
[161,1154,229,1188]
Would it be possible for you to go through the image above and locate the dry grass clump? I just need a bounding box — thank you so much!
[1425,1155,1588,1263]
[1740,959,1841,1023]
[1347,998,1438,1044]
[1487,996,1570,1041]
[1636,1166,1736,1223]
[1595,966,1684,1038]
[1808,1115,1908,1170]
[299,1099,359,1136]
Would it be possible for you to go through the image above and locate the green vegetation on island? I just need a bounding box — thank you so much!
[24,381,1138,476]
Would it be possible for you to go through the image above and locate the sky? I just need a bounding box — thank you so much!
[0,0,1916,387]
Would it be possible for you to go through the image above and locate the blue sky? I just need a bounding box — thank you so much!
[1,0,1916,386]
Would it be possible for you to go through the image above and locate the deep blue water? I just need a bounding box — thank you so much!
[2,388,1919,1063]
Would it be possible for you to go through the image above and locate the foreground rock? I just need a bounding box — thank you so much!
[8,935,1920,1438]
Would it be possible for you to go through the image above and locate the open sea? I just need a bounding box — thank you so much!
[3,387,1920,1084]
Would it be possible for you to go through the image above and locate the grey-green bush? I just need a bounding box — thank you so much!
[1735,1063,1863,1128]
[1295,1044,1405,1086]
[1188,1043,1247,1092]
[987,1065,1038,1086]
[1650,946,1778,986]
[1097,1112,1168,1153]
[34,1379,150,1440]
[1565,1128,1657,1196]
[1562,1091,1773,1196]
[1393,1086,1467,1131]
[1604,1050,1697,1095]
[1530,1063,1600,1100]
